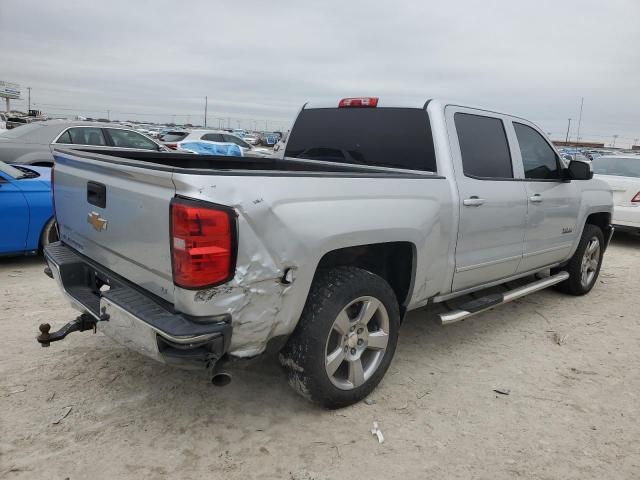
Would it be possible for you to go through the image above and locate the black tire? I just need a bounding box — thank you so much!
[556,224,604,295]
[280,267,400,409]
[40,218,59,250]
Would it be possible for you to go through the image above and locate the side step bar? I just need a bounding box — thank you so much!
[439,271,569,325]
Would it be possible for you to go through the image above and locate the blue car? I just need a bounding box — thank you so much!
[0,161,57,256]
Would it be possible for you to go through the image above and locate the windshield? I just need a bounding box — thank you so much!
[285,107,437,172]
[593,156,640,178]
[0,160,26,179]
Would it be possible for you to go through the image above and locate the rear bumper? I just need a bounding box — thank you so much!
[44,242,232,369]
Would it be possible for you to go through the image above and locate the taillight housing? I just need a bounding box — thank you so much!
[165,143,178,150]
[170,197,237,289]
[338,97,379,108]
[632,192,640,203]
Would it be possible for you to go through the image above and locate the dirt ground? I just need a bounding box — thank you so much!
[1,234,639,479]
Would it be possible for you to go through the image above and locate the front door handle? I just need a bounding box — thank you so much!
[529,194,543,203]
[463,196,485,206]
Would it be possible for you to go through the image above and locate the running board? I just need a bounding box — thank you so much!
[439,271,569,325]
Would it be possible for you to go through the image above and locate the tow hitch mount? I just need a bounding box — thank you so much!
[36,312,109,347]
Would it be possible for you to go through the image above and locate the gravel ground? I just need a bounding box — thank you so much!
[1,233,639,479]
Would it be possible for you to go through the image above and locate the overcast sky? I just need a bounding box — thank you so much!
[1,0,638,144]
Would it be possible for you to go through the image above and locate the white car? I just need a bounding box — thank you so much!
[593,155,640,233]
[179,129,270,156]
[242,134,260,145]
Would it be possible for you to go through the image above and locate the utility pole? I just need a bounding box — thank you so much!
[575,97,584,144]
[27,87,31,112]
[204,96,208,128]
[565,118,572,143]
[612,135,619,148]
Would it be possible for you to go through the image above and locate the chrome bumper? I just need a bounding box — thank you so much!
[44,242,232,368]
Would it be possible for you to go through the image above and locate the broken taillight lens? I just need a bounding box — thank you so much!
[170,197,236,289]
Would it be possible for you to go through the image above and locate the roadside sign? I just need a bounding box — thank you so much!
[0,81,20,99]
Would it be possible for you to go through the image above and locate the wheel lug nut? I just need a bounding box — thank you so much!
[350,348,356,355]
[344,346,348,352]
[357,339,363,346]
[357,328,363,334]
[350,325,355,332]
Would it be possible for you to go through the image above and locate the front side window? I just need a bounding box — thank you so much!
[67,127,106,146]
[108,129,158,150]
[455,113,513,179]
[56,130,73,143]
[514,123,560,180]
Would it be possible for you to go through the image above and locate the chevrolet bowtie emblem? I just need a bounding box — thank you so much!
[87,212,108,232]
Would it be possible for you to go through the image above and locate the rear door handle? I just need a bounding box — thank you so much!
[529,194,543,203]
[463,196,485,206]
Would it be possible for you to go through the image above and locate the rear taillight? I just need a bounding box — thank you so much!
[338,97,379,108]
[165,143,178,150]
[632,192,640,203]
[170,197,236,289]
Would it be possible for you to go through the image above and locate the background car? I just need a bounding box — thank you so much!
[171,129,271,156]
[0,120,168,166]
[272,130,289,155]
[0,161,57,256]
[257,131,279,147]
[158,129,190,149]
[5,116,35,130]
[593,155,640,234]
[242,133,260,145]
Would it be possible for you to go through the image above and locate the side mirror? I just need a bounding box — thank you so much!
[566,160,593,181]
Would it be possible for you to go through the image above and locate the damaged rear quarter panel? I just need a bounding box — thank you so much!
[171,172,452,358]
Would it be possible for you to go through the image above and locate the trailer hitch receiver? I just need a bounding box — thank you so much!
[36,312,109,347]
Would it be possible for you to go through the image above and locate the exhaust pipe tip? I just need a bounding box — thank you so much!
[211,371,232,387]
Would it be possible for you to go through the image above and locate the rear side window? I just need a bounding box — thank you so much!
[201,133,225,142]
[285,108,437,172]
[455,113,513,179]
[66,127,107,146]
[513,123,560,180]
[593,157,640,178]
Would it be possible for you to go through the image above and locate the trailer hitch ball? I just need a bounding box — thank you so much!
[38,323,52,347]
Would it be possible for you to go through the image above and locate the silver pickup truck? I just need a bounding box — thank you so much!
[40,98,613,408]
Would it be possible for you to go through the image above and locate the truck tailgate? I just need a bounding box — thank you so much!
[53,150,176,303]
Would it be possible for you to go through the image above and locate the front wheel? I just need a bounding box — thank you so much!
[280,267,400,409]
[556,224,604,295]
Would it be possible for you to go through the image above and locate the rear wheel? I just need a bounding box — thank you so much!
[280,267,400,408]
[556,224,604,295]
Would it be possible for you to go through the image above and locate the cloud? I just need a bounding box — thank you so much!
[1,0,638,143]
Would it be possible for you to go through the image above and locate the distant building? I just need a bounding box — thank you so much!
[552,140,605,148]
[632,145,640,151]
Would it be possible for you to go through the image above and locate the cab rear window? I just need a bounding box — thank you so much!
[285,108,437,172]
